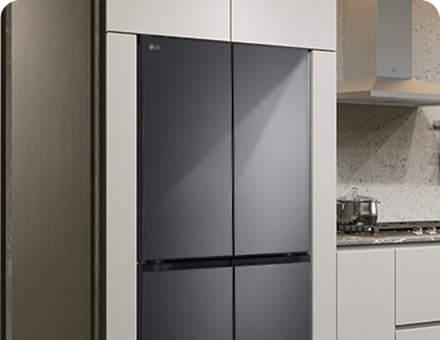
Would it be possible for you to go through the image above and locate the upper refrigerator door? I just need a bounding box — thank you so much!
[139,36,232,261]
[234,44,310,255]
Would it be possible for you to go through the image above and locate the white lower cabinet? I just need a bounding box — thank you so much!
[396,326,440,340]
[396,247,440,325]
[338,245,440,340]
[337,249,394,340]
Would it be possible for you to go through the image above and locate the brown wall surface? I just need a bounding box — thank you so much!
[10,0,92,339]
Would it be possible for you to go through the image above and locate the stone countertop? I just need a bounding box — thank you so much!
[337,230,440,247]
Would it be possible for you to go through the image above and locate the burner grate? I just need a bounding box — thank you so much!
[337,221,440,234]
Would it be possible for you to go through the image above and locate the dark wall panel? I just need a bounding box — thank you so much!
[11,1,92,339]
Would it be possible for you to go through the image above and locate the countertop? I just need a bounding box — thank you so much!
[337,230,440,247]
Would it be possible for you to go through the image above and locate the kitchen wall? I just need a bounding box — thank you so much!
[10,1,93,339]
[337,0,440,221]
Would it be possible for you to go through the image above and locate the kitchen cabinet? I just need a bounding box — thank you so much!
[338,244,440,340]
[106,0,336,50]
[337,249,394,340]
[396,326,440,340]
[106,0,230,41]
[232,0,336,50]
[396,247,440,325]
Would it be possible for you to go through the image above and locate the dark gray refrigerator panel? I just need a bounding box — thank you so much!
[235,263,311,340]
[142,268,233,340]
[139,36,232,260]
[233,44,310,255]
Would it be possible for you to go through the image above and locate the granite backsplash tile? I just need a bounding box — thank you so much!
[337,0,440,221]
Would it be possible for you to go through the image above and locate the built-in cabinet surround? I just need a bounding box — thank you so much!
[106,0,336,50]
[106,1,337,340]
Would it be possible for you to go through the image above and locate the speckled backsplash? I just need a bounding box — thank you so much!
[337,0,440,222]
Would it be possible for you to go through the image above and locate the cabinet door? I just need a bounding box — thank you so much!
[337,250,394,340]
[142,268,233,340]
[107,0,230,41]
[235,263,311,340]
[396,247,440,325]
[234,43,309,255]
[232,0,336,50]
[139,36,232,260]
[396,326,440,340]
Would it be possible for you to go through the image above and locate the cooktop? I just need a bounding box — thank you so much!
[337,221,440,235]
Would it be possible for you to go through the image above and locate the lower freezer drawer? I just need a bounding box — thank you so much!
[141,267,233,340]
[235,262,311,340]
[140,261,310,340]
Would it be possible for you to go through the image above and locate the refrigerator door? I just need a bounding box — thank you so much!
[235,262,311,340]
[139,36,232,260]
[233,43,310,255]
[141,268,233,340]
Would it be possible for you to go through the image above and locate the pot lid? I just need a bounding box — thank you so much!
[337,187,378,202]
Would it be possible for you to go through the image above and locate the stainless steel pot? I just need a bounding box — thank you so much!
[337,187,379,225]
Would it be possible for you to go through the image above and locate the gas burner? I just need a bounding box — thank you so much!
[337,221,440,235]
[337,224,379,233]
[412,226,424,236]
[426,226,438,235]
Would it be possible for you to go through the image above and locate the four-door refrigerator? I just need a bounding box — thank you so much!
[137,34,311,340]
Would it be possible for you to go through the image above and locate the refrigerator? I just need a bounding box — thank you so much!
[137,35,311,340]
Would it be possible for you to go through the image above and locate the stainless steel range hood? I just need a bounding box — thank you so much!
[338,0,440,107]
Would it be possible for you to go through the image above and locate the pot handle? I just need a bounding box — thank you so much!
[351,187,359,197]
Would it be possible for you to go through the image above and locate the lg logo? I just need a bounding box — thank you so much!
[149,44,160,51]
[0,0,16,13]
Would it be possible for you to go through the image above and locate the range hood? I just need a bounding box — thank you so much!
[338,0,440,107]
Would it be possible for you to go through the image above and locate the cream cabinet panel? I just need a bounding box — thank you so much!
[107,0,230,41]
[396,326,440,340]
[106,33,137,340]
[396,247,440,325]
[311,51,337,340]
[232,0,336,50]
[337,249,394,340]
